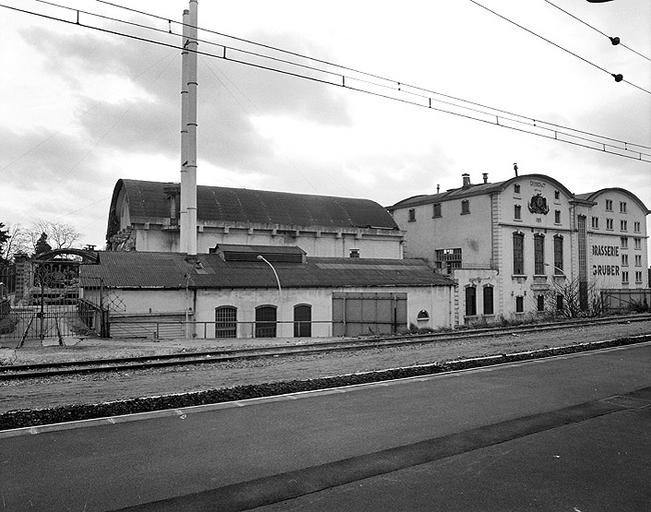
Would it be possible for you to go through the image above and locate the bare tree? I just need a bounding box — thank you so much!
[28,220,81,251]
[539,277,604,318]
[0,223,31,262]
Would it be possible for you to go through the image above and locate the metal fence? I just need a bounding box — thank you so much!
[601,288,651,312]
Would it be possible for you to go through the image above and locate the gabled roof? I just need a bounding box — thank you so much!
[388,174,576,210]
[109,179,398,231]
[79,251,454,289]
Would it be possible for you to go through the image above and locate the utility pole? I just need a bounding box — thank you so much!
[180,0,198,257]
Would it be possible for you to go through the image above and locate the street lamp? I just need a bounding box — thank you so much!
[257,255,282,297]
[544,263,566,276]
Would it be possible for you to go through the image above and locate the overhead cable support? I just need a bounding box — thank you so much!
[3,1,650,163]
[543,0,651,63]
[468,0,651,95]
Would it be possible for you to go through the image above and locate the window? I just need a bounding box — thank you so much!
[534,234,545,275]
[635,254,642,267]
[408,208,416,222]
[215,306,237,338]
[622,254,629,267]
[483,286,494,315]
[465,286,477,316]
[634,221,640,233]
[514,184,521,194]
[515,296,524,313]
[433,203,442,218]
[537,295,545,312]
[461,200,470,215]
[620,220,627,231]
[635,271,643,284]
[556,294,564,311]
[553,236,563,274]
[621,237,628,249]
[620,201,627,213]
[435,248,462,274]
[634,238,642,250]
[513,233,524,275]
[554,210,561,224]
[554,190,560,200]
[622,271,629,284]
[606,218,613,230]
[514,204,521,220]
[605,199,613,211]
[417,310,430,321]
[591,217,599,229]
[255,305,277,337]
[349,248,360,258]
[293,304,312,337]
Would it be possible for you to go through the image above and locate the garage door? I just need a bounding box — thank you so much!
[332,292,407,337]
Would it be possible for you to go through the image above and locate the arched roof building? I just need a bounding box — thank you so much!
[106,179,403,259]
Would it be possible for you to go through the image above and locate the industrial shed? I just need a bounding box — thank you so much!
[80,245,454,339]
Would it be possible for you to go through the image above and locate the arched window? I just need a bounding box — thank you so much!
[294,304,312,337]
[215,306,237,338]
[534,234,545,275]
[513,232,524,275]
[483,285,494,315]
[255,305,277,338]
[465,286,477,316]
[417,310,430,321]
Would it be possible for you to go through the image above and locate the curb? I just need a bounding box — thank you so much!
[1,334,650,431]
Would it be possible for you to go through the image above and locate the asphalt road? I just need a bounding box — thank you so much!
[1,343,650,512]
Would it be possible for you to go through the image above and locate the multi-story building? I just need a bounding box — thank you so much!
[389,173,649,325]
[106,179,404,259]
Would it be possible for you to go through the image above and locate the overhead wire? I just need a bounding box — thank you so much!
[543,0,651,63]
[2,0,649,163]
[467,0,651,95]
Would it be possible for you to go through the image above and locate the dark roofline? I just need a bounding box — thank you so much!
[577,187,650,214]
[388,173,577,210]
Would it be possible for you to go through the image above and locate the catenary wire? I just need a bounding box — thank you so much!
[543,0,651,63]
[94,0,651,149]
[2,2,650,162]
[468,0,650,95]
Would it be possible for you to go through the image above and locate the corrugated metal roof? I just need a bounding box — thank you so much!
[113,179,399,229]
[80,251,454,289]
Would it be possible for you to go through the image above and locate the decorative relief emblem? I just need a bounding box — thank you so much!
[528,193,549,215]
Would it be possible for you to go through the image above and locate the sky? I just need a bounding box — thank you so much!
[0,0,650,250]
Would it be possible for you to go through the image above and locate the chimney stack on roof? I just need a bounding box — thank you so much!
[482,172,488,184]
[436,184,440,194]
[462,173,471,188]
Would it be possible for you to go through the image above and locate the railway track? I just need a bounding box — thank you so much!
[1,313,649,381]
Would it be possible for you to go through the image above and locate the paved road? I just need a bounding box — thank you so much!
[1,343,650,511]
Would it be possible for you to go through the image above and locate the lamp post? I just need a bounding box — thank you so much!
[544,263,566,277]
[257,255,282,297]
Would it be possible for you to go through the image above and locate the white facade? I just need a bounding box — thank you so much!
[390,174,649,325]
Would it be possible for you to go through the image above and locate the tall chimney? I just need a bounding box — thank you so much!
[482,172,488,184]
[462,173,471,188]
[436,184,440,194]
[180,0,198,256]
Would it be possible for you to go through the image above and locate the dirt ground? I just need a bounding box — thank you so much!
[1,319,650,414]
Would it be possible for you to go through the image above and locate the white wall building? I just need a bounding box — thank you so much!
[389,173,649,325]
[106,179,404,259]
[81,246,455,338]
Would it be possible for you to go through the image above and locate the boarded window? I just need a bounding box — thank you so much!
[534,234,545,275]
[465,286,477,316]
[483,286,494,315]
[553,236,563,273]
[215,306,237,338]
[332,292,407,337]
[293,304,312,337]
[255,305,277,337]
[513,232,524,274]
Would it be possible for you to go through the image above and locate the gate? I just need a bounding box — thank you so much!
[332,292,407,337]
[0,250,106,346]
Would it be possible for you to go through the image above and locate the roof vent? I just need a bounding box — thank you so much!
[462,173,471,188]
[482,172,488,184]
